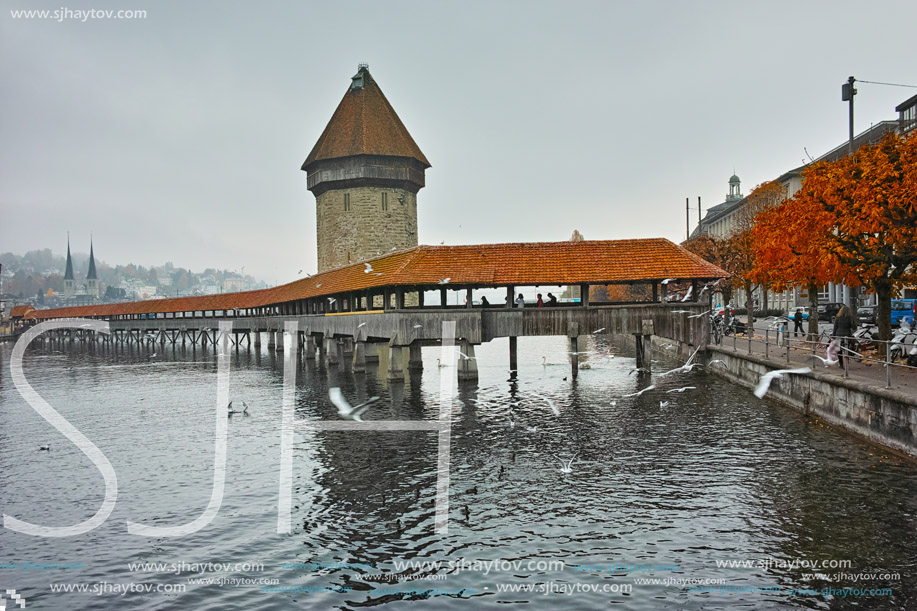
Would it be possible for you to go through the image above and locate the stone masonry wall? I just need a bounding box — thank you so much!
[315,186,418,272]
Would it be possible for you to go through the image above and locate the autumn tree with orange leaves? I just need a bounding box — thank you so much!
[752,130,917,345]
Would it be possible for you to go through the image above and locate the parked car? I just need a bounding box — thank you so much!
[890,299,916,326]
[787,307,810,320]
[818,302,844,321]
[857,305,877,325]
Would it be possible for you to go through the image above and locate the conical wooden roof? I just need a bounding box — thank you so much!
[303,66,430,169]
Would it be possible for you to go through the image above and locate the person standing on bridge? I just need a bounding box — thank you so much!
[515,294,525,308]
[547,293,558,307]
[536,294,544,307]
[793,308,804,337]
[480,296,490,308]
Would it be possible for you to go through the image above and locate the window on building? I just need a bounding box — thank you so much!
[344,193,350,211]
[382,192,388,211]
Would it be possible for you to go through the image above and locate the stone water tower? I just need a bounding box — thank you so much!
[302,65,430,272]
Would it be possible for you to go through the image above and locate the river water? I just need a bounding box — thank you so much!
[0,334,915,610]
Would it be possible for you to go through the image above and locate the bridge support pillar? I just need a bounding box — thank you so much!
[276,328,285,352]
[267,329,276,350]
[457,342,478,382]
[353,341,367,373]
[569,335,580,379]
[253,330,261,348]
[387,341,405,382]
[508,336,518,371]
[303,334,316,359]
[408,343,423,372]
[634,334,651,372]
[341,337,354,357]
[324,337,339,366]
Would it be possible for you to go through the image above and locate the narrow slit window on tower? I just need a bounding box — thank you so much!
[381,192,388,211]
[344,193,351,211]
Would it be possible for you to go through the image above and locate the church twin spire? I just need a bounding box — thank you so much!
[63,234,99,299]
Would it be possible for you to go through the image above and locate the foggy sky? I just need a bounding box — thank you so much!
[2,0,915,284]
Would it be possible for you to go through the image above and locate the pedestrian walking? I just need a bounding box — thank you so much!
[793,308,804,337]
[832,305,855,368]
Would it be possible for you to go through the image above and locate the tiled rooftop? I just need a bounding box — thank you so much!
[302,67,430,168]
[26,239,727,320]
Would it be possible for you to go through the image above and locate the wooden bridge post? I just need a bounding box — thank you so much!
[323,337,339,366]
[253,330,261,348]
[267,329,276,350]
[352,330,367,373]
[457,341,478,382]
[634,319,655,372]
[387,336,405,382]
[569,322,581,379]
[276,327,285,352]
[509,336,518,371]
[408,342,423,372]
[303,334,316,360]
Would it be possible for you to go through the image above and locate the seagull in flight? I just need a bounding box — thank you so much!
[364,263,374,274]
[543,397,560,416]
[666,386,696,393]
[315,283,322,288]
[670,310,691,314]
[622,385,655,397]
[329,388,379,422]
[628,367,650,375]
[328,297,336,304]
[458,352,476,360]
[660,401,670,407]
[754,368,812,399]
[357,322,367,328]
[555,455,576,474]
[38,444,51,451]
[438,277,451,284]
[661,278,675,285]
[592,328,606,334]
[681,286,694,302]
[659,347,701,376]
[708,359,727,368]
[811,354,839,367]
[298,269,303,274]
[413,324,423,328]
[688,309,711,319]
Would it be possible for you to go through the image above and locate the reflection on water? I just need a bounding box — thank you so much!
[0,335,915,610]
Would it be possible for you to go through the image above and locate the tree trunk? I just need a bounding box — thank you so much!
[807,281,820,341]
[763,286,769,313]
[875,277,892,356]
[745,280,754,336]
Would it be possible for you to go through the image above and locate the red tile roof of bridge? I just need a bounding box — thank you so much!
[10,305,35,318]
[25,239,727,320]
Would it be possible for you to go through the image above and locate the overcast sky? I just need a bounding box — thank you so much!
[2,0,915,284]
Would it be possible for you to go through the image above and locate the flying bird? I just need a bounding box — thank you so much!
[708,359,727,368]
[364,263,374,274]
[681,286,694,302]
[622,385,655,397]
[555,455,576,474]
[543,397,560,416]
[329,388,379,422]
[315,283,322,288]
[592,328,606,334]
[328,297,336,304]
[754,368,812,399]
[357,322,367,328]
[666,386,696,393]
[298,269,303,274]
[38,444,51,451]
[628,367,650,375]
[811,354,839,367]
[688,309,711,319]
[660,401,670,407]
[661,278,675,285]
[413,324,423,328]
[438,278,451,284]
[670,310,691,314]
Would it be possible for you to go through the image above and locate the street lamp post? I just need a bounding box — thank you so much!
[842,76,857,155]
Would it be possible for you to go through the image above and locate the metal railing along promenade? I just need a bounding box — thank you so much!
[709,320,916,391]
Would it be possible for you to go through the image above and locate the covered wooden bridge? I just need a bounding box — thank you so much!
[25,238,727,380]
